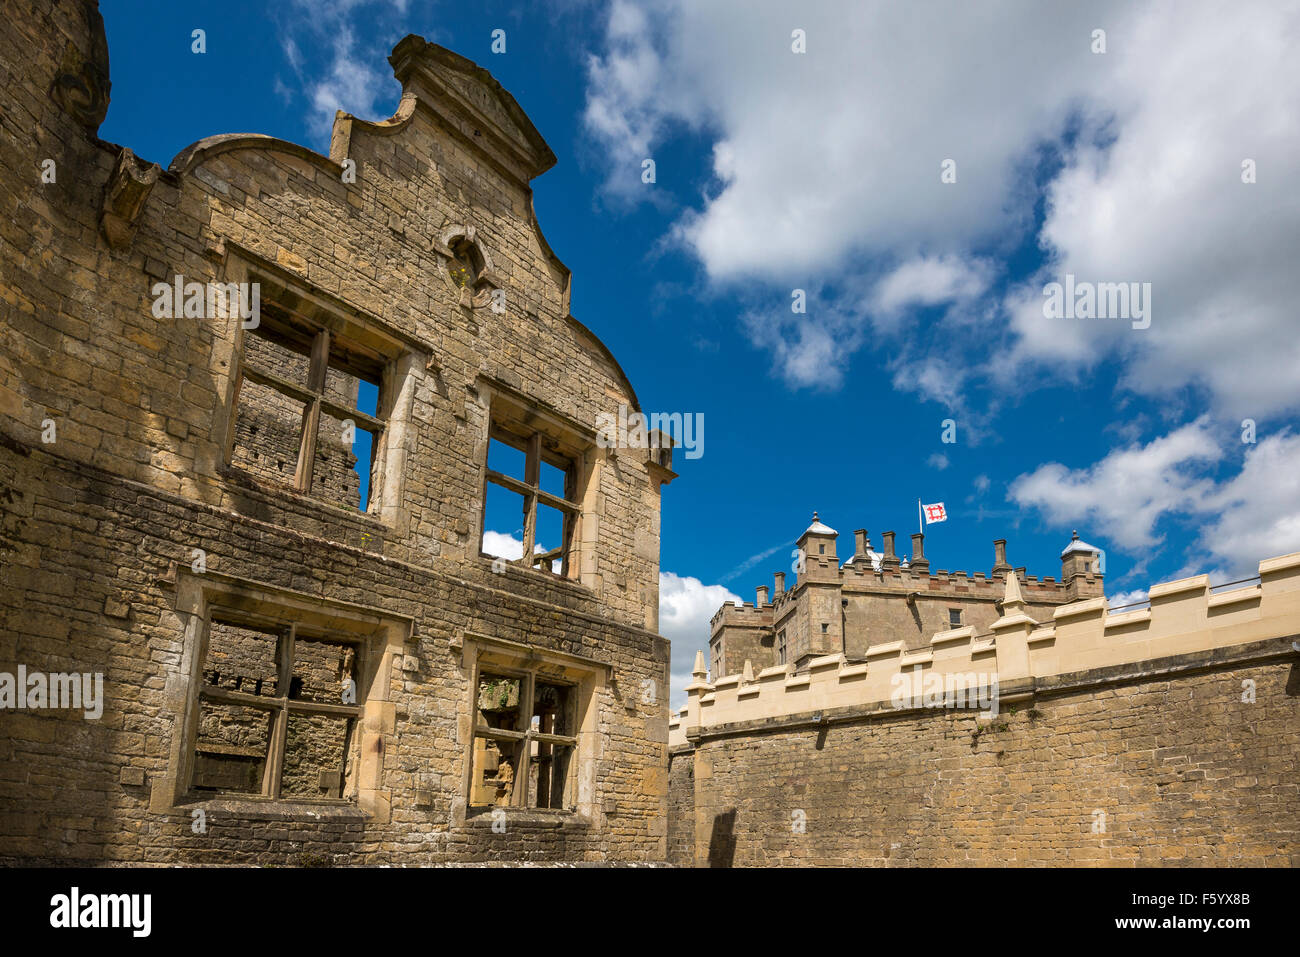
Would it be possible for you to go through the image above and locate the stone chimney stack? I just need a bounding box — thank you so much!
[774,571,785,596]
[756,585,769,606]
[993,539,1012,576]
[910,532,930,571]
[854,529,870,560]
[881,531,899,569]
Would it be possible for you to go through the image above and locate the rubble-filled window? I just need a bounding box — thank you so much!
[190,614,363,801]
[229,300,388,514]
[482,424,580,577]
[470,668,578,810]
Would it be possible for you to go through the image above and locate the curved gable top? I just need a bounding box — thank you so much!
[161,36,641,415]
[388,35,557,183]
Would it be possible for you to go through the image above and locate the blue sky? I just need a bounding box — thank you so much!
[99,1,1300,703]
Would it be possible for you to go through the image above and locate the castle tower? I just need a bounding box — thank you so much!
[1061,530,1101,580]
[1061,530,1105,599]
[796,512,839,585]
[796,512,842,661]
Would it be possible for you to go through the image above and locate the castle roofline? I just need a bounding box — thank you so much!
[800,512,837,538]
[1060,529,1100,559]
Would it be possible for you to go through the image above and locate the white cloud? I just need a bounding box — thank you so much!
[1107,589,1148,608]
[659,571,739,708]
[874,255,992,318]
[927,452,949,471]
[1008,418,1222,551]
[584,0,1300,419]
[1009,424,1300,579]
[1200,432,1300,576]
[482,530,526,560]
[482,531,554,570]
[279,1,407,145]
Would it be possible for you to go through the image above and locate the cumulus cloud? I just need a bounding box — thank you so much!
[1199,432,1300,576]
[874,255,993,319]
[584,0,1300,419]
[482,531,554,570]
[1107,589,1149,608]
[1008,418,1222,551]
[1009,424,1300,578]
[659,571,740,707]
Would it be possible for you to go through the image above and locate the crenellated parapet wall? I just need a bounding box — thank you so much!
[672,552,1300,746]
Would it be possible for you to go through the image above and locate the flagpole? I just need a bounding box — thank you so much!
[918,498,923,535]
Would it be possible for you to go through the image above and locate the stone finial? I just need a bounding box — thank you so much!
[49,7,113,132]
[742,659,754,684]
[691,650,707,680]
[1003,568,1026,611]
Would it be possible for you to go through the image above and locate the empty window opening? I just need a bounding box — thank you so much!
[192,616,362,801]
[230,301,387,514]
[482,427,578,577]
[471,670,578,811]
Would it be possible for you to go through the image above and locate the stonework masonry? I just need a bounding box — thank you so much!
[0,1,674,864]
[2,0,1297,871]
[670,554,1300,866]
[710,515,1104,678]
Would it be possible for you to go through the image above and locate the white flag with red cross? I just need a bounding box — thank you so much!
[922,501,947,524]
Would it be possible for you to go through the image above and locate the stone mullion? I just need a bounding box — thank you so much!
[511,671,535,806]
[519,433,541,563]
[293,328,330,492]
[265,624,296,799]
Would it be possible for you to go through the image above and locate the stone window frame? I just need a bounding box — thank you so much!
[454,632,608,825]
[213,247,427,531]
[484,423,580,576]
[948,607,963,628]
[155,567,412,823]
[475,379,600,587]
[191,615,364,802]
[777,629,788,665]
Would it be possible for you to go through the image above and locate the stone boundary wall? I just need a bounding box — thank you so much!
[668,640,1299,866]
[673,554,1300,745]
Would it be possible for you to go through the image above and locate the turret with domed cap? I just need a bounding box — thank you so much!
[796,511,839,586]
[1060,530,1104,598]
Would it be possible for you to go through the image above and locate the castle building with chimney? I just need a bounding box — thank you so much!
[709,514,1104,679]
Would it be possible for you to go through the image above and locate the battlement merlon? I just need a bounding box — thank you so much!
[670,552,1299,746]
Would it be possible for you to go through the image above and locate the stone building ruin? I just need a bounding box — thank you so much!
[0,1,674,864]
